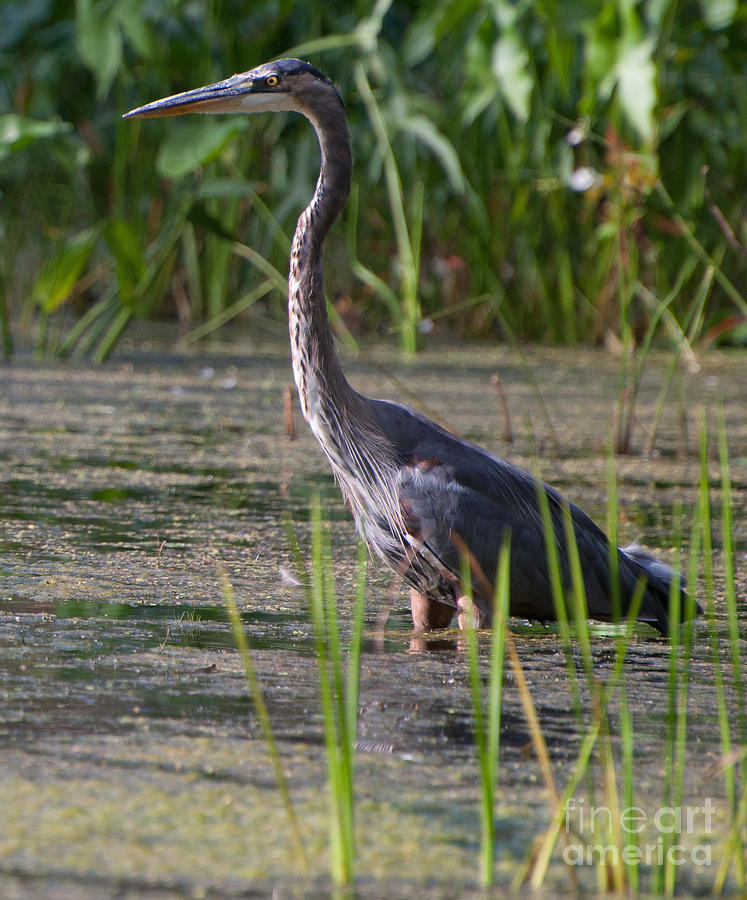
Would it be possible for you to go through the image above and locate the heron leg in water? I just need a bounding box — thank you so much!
[456,595,490,631]
[410,588,455,631]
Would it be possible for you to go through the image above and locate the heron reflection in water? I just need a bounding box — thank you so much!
[125,58,694,637]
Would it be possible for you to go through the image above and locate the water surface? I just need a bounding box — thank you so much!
[1,337,744,896]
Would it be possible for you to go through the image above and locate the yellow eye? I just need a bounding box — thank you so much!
[265,75,279,87]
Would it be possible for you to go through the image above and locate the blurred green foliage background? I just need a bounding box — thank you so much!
[0,0,745,359]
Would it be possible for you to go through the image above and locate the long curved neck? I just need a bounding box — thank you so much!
[288,98,353,428]
[286,92,404,550]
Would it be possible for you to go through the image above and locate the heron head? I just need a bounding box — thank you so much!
[123,58,343,120]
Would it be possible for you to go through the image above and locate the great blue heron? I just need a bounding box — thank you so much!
[125,58,694,636]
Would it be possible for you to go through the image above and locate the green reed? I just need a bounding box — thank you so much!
[460,538,510,887]
[557,486,628,893]
[222,447,741,893]
[223,497,366,888]
[711,416,745,894]
[549,423,742,897]
[522,573,645,891]
[353,60,423,354]
[286,500,367,886]
[221,569,309,875]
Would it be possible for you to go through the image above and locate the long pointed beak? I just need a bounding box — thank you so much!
[123,74,255,119]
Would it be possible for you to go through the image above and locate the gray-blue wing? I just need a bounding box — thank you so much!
[368,397,679,632]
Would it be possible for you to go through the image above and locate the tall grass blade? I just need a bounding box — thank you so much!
[178,279,275,345]
[658,457,700,896]
[654,559,682,895]
[618,677,638,892]
[533,469,579,693]
[559,497,631,891]
[717,412,745,747]
[308,501,346,882]
[345,541,368,767]
[231,240,289,293]
[527,446,649,890]
[605,449,622,625]
[354,61,420,354]
[220,569,309,874]
[486,542,510,859]
[655,180,747,317]
[346,182,404,324]
[619,256,697,453]
[524,578,645,889]
[706,416,745,893]
[559,500,594,686]
[605,448,639,890]
[304,498,362,885]
[598,712,626,894]
[714,410,745,896]
[461,538,510,886]
[714,776,747,895]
